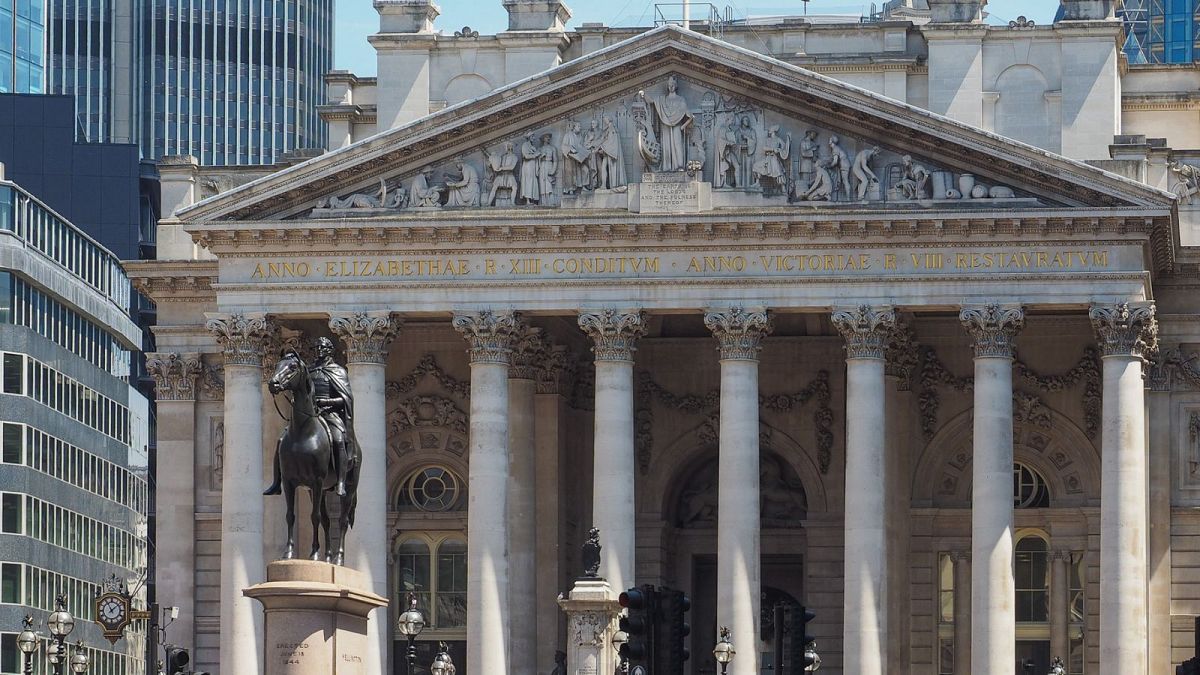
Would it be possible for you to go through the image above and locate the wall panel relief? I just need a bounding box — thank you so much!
[304,74,1028,218]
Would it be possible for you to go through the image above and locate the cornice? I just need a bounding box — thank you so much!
[125,260,219,303]
[1122,93,1200,112]
[174,26,1173,224]
[317,104,377,124]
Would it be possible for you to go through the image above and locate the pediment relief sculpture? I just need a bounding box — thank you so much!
[305,75,1028,219]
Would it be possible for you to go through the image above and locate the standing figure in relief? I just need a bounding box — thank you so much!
[852,146,880,201]
[518,134,542,205]
[583,120,603,189]
[642,75,693,171]
[594,116,627,190]
[736,116,758,187]
[561,121,591,195]
[752,125,791,194]
[445,160,481,207]
[485,142,520,207]
[827,135,852,200]
[898,154,932,200]
[800,156,835,201]
[716,117,741,188]
[411,167,443,208]
[538,133,559,207]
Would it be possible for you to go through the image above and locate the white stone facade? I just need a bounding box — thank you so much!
[132,3,1200,674]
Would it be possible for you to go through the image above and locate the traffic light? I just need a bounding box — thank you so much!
[618,585,657,667]
[164,645,190,675]
[657,588,691,675]
[785,605,817,674]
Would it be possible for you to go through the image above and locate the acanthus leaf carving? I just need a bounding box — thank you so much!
[145,352,203,401]
[1089,302,1157,359]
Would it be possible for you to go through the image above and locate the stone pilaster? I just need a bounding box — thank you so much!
[959,303,1023,675]
[1090,302,1155,675]
[952,551,971,675]
[453,310,522,675]
[832,305,894,675]
[204,313,275,675]
[1050,550,1070,667]
[329,311,403,675]
[577,309,645,593]
[704,307,772,675]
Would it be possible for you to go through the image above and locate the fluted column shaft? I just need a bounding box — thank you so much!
[578,309,646,592]
[952,552,971,675]
[507,328,543,675]
[454,311,521,675]
[1091,302,1156,675]
[961,304,1024,675]
[705,307,772,675]
[832,305,895,675]
[206,313,272,675]
[329,311,402,675]
[1050,551,1070,665]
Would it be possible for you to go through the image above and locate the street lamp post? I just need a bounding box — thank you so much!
[396,593,426,675]
[713,626,735,675]
[612,629,629,673]
[18,597,90,675]
[430,641,455,675]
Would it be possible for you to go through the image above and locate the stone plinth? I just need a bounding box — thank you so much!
[629,173,713,213]
[244,560,389,675]
[557,578,621,675]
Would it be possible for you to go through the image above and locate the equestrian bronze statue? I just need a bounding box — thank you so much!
[264,337,362,564]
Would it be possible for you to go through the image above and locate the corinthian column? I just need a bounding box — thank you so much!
[205,313,274,675]
[508,327,544,675]
[704,306,773,675]
[832,305,895,675]
[959,303,1023,675]
[577,308,646,593]
[1090,301,1156,675]
[452,310,523,675]
[329,311,403,675]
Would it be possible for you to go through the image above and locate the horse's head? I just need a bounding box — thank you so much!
[268,349,305,395]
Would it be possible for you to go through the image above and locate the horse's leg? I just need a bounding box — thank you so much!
[335,494,351,566]
[309,484,323,561]
[283,481,297,560]
[320,495,333,564]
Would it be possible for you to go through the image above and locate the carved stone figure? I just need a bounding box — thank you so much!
[411,167,443,208]
[538,133,559,207]
[561,121,591,195]
[319,178,404,210]
[445,160,481,208]
[581,527,601,577]
[736,115,758,187]
[800,156,835,201]
[594,116,627,190]
[486,142,520,206]
[383,183,409,209]
[827,135,852,200]
[641,75,693,171]
[752,125,791,194]
[852,146,880,201]
[898,155,932,200]
[798,129,819,184]
[583,119,602,188]
[716,117,741,188]
[1170,160,1200,204]
[519,134,542,205]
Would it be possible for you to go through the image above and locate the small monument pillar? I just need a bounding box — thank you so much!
[558,579,621,675]
[244,560,388,675]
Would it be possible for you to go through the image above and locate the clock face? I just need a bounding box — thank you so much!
[99,596,126,624]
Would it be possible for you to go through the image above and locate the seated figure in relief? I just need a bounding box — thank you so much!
[486,142,520,206]
[411,167,444,208]
[799,156,835,201]
[898,155,932,200]
[445,160,481,208]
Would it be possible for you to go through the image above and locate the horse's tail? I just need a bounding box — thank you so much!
[347,493,358,529]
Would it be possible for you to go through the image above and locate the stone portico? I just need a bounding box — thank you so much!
[130,26,1200,675]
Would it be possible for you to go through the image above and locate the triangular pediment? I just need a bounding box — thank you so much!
[177,25,1175,223]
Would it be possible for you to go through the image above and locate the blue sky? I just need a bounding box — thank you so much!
[335,1,1060,75]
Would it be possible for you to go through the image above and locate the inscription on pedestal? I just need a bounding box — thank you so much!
[277,642,310,667]
[640,180,702,213]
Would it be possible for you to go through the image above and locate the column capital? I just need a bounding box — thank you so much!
[1089,302,1157,359]
[205,313,276,367]
[452,310,523,364]
[959,303,1025,358]
[1050,549,1072,563]
[578,309,646,362]
[704,306,773,360]
[537,345,577,395]
[510,326,547,380]
[950,550,971,563]
[145,352,203,401]
[329,311,404,364]
[832,305,896,360]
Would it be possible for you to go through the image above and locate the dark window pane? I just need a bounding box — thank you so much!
[1,424,19,464]
[1,563,19,603]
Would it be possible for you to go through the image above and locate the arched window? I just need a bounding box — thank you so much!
[394,537,468,630]
[397,466,464,512]
[1015,536,1050,623]
[1013,462,1050,508]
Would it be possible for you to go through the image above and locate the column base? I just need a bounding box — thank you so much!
[558,578,621,675]
[244,560,389,675]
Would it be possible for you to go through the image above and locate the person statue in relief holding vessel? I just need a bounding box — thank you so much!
[640,75,693,172]
[411,167,443,208]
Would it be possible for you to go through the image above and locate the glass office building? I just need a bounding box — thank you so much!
[0,0,46,93]
[1119,0,1200,63]
[0,177,149,675]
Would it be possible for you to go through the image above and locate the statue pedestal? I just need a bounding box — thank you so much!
[244,560,388,675]
[629,172,712,213]
[558,578,621,675]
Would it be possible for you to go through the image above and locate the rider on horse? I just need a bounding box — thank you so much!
[265,337,356,496]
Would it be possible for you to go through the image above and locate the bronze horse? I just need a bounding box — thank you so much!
[267,350,361,564]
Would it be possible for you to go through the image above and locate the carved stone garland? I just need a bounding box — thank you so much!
[635,370,835,474]
[386,354,470,400]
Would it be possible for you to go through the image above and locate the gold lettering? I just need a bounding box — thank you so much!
[688,257,701,272]
[485,259,496,275]
[252,263,266,279]
[1092,251,1108,267]
[884,254,896,270]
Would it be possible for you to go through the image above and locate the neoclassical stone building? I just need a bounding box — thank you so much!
[131,3,1200,675]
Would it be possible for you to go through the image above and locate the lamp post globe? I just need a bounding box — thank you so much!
[47,602,74,639]
[69,643,89,674]
[396,594,425,675]
[17,616,38,675]
[713,626,735,675]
